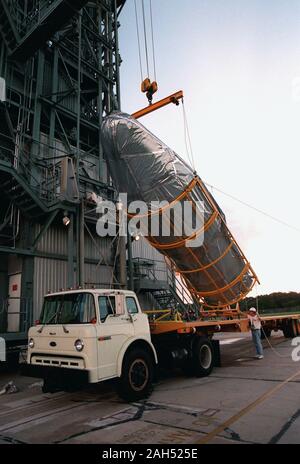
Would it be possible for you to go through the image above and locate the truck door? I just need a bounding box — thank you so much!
[96,294,134,380]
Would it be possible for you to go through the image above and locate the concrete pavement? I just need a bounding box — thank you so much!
[0,332,299,444]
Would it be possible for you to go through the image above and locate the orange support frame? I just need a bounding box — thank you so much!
[132,90,184,119]
[126,175,259,310]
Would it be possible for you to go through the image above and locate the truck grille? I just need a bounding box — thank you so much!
[31,355,85,369]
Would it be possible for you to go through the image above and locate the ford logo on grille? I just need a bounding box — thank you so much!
[50,341,56,347]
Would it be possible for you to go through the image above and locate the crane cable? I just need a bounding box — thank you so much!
[141,0,150,78]
[182,100,196,171]
[149,0,157,82]
[203,181,300,235]
[135,0,158,104]
[134,0,143,82]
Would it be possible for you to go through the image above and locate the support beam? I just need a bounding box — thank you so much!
[118,206,127,289]
[20,256,34,329]
[31,210,58,251]
[67,213,74,288]
[119,234,127,289]
[132,91,183,120]
[9,0,90,61]
[31,50,45,187]
[127,226,134,291]
[78,200,85,287]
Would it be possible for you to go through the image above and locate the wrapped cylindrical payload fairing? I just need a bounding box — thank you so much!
[101,112,258,308]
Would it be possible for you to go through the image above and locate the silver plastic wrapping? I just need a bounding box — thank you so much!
[101,112,256,307]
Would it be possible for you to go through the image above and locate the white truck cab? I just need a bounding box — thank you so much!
[23,289,157,401]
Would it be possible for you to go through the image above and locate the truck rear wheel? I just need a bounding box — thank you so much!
[118,348,154,402]
[182,337,214,377]
[261,327,271,339]
[283,320,299,338]
[192,337,214,377]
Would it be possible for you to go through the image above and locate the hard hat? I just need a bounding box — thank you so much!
[249,307,257,313]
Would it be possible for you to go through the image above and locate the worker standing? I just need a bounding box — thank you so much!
[248,307,264,359]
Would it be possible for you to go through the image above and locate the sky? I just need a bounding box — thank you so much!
[118,0,300,296]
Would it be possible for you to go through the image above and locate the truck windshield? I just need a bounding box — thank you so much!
[40,293,96,324]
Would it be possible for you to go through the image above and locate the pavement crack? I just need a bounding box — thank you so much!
[0,402,90,434]
[224,427,241,441]
[211,375,300,383]
[0,433,28,444]
[54,400,202,444]
[140,401,199,417]
[142,420,256,444]
[54,403,146,444]
[268,408,300,444]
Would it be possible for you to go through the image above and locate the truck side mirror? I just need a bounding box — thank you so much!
[129,313,137,323]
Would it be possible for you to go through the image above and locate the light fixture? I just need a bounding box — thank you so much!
[63,211,70,226]
[130,233,140,242]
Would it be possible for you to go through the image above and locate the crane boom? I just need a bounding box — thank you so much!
[132,91,183,119]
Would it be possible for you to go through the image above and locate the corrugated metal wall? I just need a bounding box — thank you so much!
[132,237,168,281]
[34,224,68,255]
[32,226,168,318]
[33,258,114,320]
[34,223,112,264]
[132,237,164,262]
[32,224,115,319]
[84,263,113,288]
[33,257,68,320]
[84,233,112,263]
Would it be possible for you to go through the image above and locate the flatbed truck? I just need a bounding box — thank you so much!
[22,288,300,401]
[21,110,300,400]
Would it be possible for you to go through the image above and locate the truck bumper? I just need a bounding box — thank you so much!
[21,363,89,389]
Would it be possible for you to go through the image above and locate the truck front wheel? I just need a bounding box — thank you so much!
[42,377,60,393]
[118,349,154,402]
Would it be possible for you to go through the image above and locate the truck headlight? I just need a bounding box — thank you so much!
[28,338,34,349]
[74,339,84,352]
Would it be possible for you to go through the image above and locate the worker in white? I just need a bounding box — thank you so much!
[248,307,264,359]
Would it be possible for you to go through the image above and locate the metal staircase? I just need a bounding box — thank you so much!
[0,1,19,54]
[0,93,80,217]
[151,273,200,320]
[133,258,201,320]
[1,0,90,61]
[0,144,79,218]
[0,101,48,217]
[1,175,47,217]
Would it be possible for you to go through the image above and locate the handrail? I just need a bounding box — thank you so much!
[0,297,33,334]
[133,258,201,319]
[0,143,61,204]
